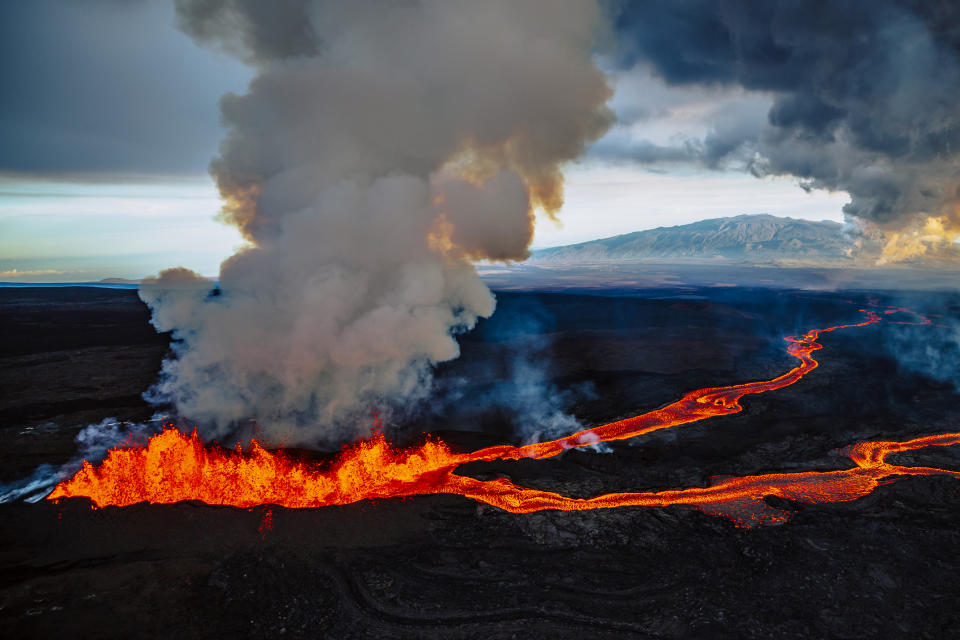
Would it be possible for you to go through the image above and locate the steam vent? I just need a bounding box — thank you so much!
[4,1,960,637]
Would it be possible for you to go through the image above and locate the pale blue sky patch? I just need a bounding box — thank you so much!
[0,179,245,281]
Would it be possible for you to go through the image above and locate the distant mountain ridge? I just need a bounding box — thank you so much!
[531,214,859,265]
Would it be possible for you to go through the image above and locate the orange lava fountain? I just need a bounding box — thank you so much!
[48,308,960,526]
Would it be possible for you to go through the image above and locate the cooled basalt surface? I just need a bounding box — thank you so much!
[0,287,168,482]
[2,286,959,638]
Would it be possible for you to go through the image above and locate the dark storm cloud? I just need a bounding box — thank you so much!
[0,0,250,179]
[610,0,960,230]
[174,0,317,64]
[591,85,769,170]
[591,134,698,164]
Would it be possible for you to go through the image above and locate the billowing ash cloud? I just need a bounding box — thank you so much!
[143,0,612,445]
[609,0,960,253]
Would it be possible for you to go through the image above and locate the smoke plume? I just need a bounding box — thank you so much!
[144,0,612,445]
[610,0,960,259]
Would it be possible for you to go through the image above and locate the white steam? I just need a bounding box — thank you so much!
[143,0,613,445]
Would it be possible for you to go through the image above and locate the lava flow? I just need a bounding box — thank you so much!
[48,308,960,526]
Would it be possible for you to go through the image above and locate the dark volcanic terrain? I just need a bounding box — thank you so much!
[2,285,960,638]
[0,287,168,483]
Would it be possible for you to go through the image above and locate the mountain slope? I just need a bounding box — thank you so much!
[531,214,854,264]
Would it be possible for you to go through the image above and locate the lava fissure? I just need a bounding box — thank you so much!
[47,307,960,526]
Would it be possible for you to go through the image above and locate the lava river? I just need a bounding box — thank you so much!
[47,307,960,526]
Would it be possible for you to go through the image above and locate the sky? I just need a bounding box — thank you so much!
[2,0,952,281]
[5,0,957,446]
[0,163,850,282]
[0,1,250,281]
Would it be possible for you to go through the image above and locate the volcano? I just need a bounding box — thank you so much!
[44,304,960,528]
[4,285,960,637]
[530,214,960,266]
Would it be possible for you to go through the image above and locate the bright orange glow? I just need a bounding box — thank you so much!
[48,307,960,526]
[877,215,960,264]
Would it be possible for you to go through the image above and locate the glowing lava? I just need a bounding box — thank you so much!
[48,308,960,526]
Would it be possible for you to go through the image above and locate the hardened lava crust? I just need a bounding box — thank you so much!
[2,285,960,638]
